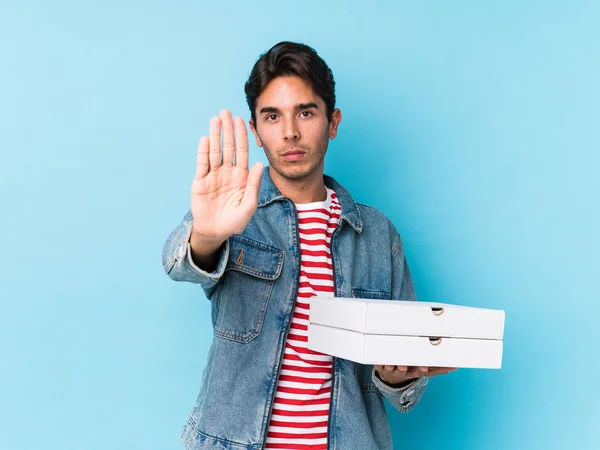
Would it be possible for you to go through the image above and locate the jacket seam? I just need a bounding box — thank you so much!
[164,253,176,274]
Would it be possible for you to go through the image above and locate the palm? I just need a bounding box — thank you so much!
[191,110,264,240]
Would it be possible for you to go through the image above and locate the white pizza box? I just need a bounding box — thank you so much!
[307,323,503,369]
[308,297,505,340]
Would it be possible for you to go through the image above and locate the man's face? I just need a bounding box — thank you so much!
[249,76,341,181]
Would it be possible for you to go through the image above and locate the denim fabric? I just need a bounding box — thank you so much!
[162,168,428,450]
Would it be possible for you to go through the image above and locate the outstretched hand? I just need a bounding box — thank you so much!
[191,109,264,242]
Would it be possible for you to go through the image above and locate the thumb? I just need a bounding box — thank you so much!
[242,162,264,210]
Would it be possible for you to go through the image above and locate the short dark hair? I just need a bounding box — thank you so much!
[244,41,336,124]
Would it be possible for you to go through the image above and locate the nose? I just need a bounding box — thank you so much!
[283,118,300,142]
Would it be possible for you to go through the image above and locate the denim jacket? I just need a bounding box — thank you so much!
[162,168,429,450]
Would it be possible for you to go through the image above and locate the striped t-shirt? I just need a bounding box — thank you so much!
[264,187,342,450]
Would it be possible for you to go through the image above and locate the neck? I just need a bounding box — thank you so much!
[269,165,327,204]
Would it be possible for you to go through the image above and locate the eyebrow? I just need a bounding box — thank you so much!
[259,102,319,115]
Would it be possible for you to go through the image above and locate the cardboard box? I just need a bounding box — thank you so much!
[307,297,505,369]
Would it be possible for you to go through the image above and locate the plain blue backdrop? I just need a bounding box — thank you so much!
[1,1,598,449]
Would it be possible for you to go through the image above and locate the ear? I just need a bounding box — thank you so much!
[328,109,342,139]
[249,119,263,147]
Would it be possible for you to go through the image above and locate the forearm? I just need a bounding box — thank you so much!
[189,230,227,273]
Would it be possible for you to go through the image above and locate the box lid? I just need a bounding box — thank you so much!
[308,297,505,340]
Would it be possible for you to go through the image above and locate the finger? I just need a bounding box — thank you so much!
[395,366,408,376]
[234,116,249,169]
[419,366,429,374]
[209,116,222,169]
[406,366,423,378]
[195,137,210,179]
[242,162,264,210]
[220,110,235,167]
[427,368,452,377]
[384,365,395,372]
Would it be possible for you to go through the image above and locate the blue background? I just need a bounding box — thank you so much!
[1,1,598,449]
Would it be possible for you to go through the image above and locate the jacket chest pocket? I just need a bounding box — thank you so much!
[214,235,284,343]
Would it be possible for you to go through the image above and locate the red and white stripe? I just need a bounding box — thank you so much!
[265,188,341,450]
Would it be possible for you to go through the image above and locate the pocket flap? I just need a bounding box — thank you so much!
[226,235,284,280]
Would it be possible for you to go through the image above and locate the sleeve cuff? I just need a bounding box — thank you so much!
[165,219,230,289]
[371,368,428,413]
[182,225,230,280]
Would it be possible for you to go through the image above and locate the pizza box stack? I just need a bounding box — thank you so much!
[307,297,505,369]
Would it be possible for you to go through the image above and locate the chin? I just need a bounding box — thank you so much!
[282,168,312,180]
[275,163,315,181]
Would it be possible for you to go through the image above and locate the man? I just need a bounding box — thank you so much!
[162,41,456,450]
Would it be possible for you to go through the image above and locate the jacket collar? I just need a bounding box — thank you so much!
[257,166,363,233]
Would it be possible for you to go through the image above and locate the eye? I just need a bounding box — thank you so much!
[266,114,278,121]
[300,111,313,118]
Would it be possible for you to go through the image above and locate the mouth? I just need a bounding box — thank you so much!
[282,150,306,161]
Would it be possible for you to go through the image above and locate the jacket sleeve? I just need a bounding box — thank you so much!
[371,224,429,413]
[161,209,230,299]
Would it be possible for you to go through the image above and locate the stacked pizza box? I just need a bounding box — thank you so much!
[307,297,505,369]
